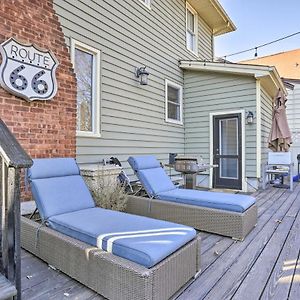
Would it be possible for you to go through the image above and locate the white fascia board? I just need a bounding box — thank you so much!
[180,61,286,94]
[180,61,270,75]
[269,69,287,94]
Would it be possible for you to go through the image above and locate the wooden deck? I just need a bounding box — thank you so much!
[21,184,300,300]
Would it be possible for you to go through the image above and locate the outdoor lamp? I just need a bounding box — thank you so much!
[246,111,254,124]
[136,66,149,85]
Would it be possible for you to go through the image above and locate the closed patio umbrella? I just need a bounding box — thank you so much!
[268,89,292,152]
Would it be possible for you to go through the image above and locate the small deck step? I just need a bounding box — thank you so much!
[0,274,17,300]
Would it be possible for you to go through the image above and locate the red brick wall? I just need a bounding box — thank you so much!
[0,0,77,200]
[0,0,76,159]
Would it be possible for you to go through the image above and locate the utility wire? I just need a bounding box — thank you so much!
[222,31,300,59]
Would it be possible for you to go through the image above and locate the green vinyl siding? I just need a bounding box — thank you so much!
[286,81,300,173]
[260,87,273,166]
[286,81,300,132]
[184,71,257,178]
[198,16,214,60]
[53,0,213,173]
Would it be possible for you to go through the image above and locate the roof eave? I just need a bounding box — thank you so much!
[187,0,236,36]
[179,61,287,95]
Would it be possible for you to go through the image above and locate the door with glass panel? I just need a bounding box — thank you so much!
[213,114,242,190]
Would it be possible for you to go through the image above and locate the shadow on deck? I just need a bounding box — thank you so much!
[21,184,300,300]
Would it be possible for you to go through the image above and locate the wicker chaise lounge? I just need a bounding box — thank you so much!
[127,156,258,241]
[21,158,201,300]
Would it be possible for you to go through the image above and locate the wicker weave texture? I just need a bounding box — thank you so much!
[21,217,201,300]
[126,196,258,241]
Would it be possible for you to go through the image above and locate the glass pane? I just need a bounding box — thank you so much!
[219,118,238,155]
[75,48,93,132]
[187,10,194,32]
[168,102,180,121]
[168,86,180,104]
[220,158,238,179]
[186,31,195,52]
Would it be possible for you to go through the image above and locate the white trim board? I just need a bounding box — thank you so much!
[165,79,183,125]
[256,80,262,178]
[186,1,199,57]
[70,38,101,138]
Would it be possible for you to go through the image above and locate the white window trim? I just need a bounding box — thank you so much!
[165,79,183,125]
[138,0,151,9]
[186,2,198,56]
[70,38,101,138]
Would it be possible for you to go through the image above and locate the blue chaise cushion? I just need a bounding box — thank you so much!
[157,189,255,213]
[128,156,176,196]
[48,207,196,268]
[128,155,161,171]
[28,157,80,180]
[138,168,177,196]
[28,158,95,220]
[28,157,197,268]
[128,155,255,213]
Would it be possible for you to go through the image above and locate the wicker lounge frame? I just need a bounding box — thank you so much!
[21,216,201,300]
[126,195,258,241]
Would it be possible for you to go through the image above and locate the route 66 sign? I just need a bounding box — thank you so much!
[0,38,59,101]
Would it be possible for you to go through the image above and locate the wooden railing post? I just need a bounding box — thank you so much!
[0,119,33,299]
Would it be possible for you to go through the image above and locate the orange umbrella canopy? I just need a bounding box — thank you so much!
[268,89,292,152]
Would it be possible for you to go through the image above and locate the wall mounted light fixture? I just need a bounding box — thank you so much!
[246,111,254,124]
[135,66,149,85]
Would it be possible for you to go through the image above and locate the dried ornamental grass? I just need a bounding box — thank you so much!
[92,167,128,211]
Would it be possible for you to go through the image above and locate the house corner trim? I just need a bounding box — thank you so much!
[256,79,262,179]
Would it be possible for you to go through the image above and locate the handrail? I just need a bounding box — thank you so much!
[0,119,32,168]
[0,118,33,300]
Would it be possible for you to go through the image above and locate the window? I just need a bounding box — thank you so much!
[165,80,183,124]
[186,3,198,55]
[71,39,100,137]
[139,0,151,9]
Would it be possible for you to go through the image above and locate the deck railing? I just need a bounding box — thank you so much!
[0,119,32,299]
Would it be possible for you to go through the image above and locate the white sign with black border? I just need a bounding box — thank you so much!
[0,37,59,101]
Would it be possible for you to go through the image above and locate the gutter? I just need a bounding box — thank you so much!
[179,60,287,95]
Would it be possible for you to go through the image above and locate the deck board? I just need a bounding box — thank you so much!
[260,209,300,300]
[210,186,300,300]
[177,185,300,300]
[20,184,300,300]
[0,274,17,300]
[289,250,300,300]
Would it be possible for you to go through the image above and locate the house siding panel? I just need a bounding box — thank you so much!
[184,71,257,185]
[198,19,214,60]
[260,87,273,166]
[53,0,213,172]
[286,81,300,173]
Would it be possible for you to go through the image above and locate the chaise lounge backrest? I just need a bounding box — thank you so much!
[28,158,95,221]
[267,152,292,165]
[128,155,177,197]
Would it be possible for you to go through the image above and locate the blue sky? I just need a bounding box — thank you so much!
[215,0,300,62]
